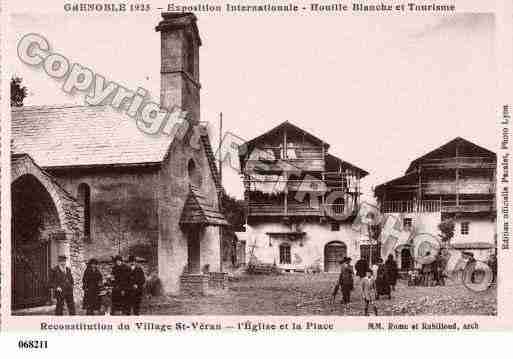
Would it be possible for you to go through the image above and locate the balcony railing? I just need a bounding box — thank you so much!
[323,203,355,218]
[422,180,495,195]
[244,178,360,195]
[245,145,325,172]
[381,200,441,213]
[248,145,324,161]
[381,199,495,214]
[247,201,358,219]
[247,202,322,217]
[412,156,496,171]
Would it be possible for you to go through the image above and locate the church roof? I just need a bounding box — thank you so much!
[180,186,228,226]
[11,104,224,192]
[12,104,173,168]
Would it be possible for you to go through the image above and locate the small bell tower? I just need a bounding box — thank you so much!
[156,12,201,123]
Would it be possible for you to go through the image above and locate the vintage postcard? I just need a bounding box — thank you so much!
[0,0,512,343]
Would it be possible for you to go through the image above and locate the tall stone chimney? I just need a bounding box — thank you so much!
[156,13,201,123]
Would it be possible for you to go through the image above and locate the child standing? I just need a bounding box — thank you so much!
[361,270,378,316]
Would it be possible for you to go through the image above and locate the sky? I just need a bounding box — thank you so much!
[9,11,497,200]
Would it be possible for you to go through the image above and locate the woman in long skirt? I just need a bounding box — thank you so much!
[375,258,391,300]
[82,258,103,315]
[385,254,399,291]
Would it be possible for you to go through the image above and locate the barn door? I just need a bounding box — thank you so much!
[12,241,51,309]
[324,242,347,272]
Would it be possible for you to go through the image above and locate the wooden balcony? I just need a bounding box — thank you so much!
[245,145,325,172]
[247,202,354,218]
[323,203,353,218]
[247,203,322,217]
[381,199,495,214]
[381,200,441,213]
[441,200,496,213]
[245,159,325,172]
[244,178,359,195]
[423,180,495,195]
[417,157,496,171]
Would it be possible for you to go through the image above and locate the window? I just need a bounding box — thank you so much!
[333,197,345,214]
[461,222,470,235]
[77,183,91,240]
[186,32,195,77]
[403,218,413,230]
[331,222,340,231]
[187,159,202,187]
[279,243,291,264]
[360,244,381,265]
[302,193,310,207]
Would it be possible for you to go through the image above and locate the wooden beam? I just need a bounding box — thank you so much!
[417,165,422,211]
[455,142,460,206]
[283,125,287,160]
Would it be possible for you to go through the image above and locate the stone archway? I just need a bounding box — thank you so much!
[11,154,84,309]
[12,174,61,308]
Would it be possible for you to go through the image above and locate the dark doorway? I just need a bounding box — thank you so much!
[324,241,347,272]
[12,175,59,309]
[187,228,201,273]
[401,248,413,271]
[12,241,51,309]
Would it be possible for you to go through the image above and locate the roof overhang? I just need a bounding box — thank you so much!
[266,231,306,240]
[451,242,495,250]
[180,186,229,227]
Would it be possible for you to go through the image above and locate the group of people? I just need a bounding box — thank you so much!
[331,254,399,316]
[49,254,146,316]
[409,251,447,287]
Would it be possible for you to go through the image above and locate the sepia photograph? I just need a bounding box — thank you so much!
[5,5,501,322]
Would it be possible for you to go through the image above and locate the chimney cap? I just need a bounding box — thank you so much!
[155,12,201,46]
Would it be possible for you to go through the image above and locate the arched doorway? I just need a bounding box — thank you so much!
[324,241,347,272]
[12,174,61,309]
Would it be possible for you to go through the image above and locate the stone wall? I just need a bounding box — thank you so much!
[208,272,227,290]
[156,13,223,294]
[180,274,208,296]
[158,135,223,294]
[201,226,221,272]
[243,220,365,272]
[50,167,160,274]
[12,155,85,301]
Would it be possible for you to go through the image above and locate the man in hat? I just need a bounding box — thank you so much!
[340,257,354,304]
[332,257,354,305]
[110,255,130,315]
[50,255,76,315]
[126,255,146,315]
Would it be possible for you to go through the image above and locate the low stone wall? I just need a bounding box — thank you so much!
[208,272,228,290]
[180,274,209,295]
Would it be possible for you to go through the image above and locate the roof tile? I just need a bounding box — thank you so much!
[12,104,172,167]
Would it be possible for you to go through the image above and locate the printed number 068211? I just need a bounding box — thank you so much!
[18,340,48,349]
